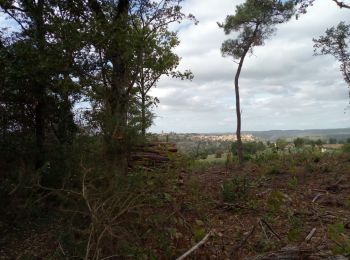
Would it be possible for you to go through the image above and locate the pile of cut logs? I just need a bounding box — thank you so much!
[129,142,179,169]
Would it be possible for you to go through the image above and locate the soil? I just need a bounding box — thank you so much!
[1,153,350,259]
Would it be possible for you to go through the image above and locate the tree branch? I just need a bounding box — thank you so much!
[176,231,211,260]
[2,9,27,33]
[332,0,350,9]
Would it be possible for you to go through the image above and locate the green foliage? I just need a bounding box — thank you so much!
[342,143,350,153]
[220,0,294,163]
[194,227,206,242]
[0,0,196,258]
[264,164,283,175]
[220,0,295,59]
[220,175,250,204]
[267,191,284,212]
[287,215,304,242]
[215,151,223,158]
[288,176,298,189]
[254,150,280,166]
[345,198,350,209]
[276,138,288,150]
[327,222,350,255]
[313,22,350,89]
[293,137,305,148]
[232,141,266,158]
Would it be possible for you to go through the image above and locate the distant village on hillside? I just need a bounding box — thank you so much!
[154,128,350,158]
[157,128,350,143]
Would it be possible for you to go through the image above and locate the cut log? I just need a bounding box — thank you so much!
[167,147,178,153]
[131,152,170,162]
[129,142,179,170]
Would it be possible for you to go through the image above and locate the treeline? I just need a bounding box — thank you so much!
[0,1,193,256]
[0,0,193,181]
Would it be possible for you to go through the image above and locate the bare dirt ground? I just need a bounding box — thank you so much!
[179,155,350,259]
[1,153,350,259]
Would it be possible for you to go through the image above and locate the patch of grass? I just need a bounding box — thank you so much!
[345,198,350,209]
[287,215,304,242]
[288,176,298,189]
[254,236,273,253]
[194,227,206,242]
[327,222,350,255]
[267,191,284,213]
[198,153,229,163]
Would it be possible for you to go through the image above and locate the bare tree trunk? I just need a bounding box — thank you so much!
[108,0,130,175]
[34,0,46,170]
[139,62,146,137]
[87,0,131,174]
[141,93,146,137]
[233,23,260,164]
[35,95,45,169]
[234,48,249,164]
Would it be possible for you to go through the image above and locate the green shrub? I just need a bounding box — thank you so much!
[342,143,350,153]
[267,191,284,212]
[287,215,304,242]
[327,222,350,255]
[288,176,298,189]
[232,141,266,159]
[264,165,283,175]
[220,176,250,203]
[215,151,223,158]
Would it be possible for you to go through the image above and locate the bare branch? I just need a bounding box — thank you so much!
[176,231,211,260]
[332,0,350,9]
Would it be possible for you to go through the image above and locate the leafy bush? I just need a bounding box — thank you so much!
[293,137,305,148]
[220,176,250,203]
[342,143,350,153]
[232,141,266,157]
[267,191,284,212]
[215,151,223,158]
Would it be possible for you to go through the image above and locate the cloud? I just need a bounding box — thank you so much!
[150,0,350,133]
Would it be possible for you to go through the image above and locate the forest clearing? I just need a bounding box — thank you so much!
[1,148,350,259]
[1,0,350,259]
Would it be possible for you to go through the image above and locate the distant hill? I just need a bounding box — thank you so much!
[243,128,350,141]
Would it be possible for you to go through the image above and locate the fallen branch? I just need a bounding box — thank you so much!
[312,189,328,193]
[259,220,269,241]
[329,237,348,252]
[260,218,281,241]
[176,231,211,260]
[231,224,257,258]
[253,246,314,260]
[312,193,322,203]
[305,228,316,242]
[58,240,66,256]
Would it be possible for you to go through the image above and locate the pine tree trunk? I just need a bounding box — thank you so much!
[234,49,249,164]
[233,23,260,164]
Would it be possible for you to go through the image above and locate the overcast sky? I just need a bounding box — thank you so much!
[149,0,350,133]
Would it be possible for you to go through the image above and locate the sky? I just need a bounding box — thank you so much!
[149,0,350,133]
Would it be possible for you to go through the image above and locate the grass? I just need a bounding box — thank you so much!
[197,152,230,163]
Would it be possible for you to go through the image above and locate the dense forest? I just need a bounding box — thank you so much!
[1,0,350,259]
